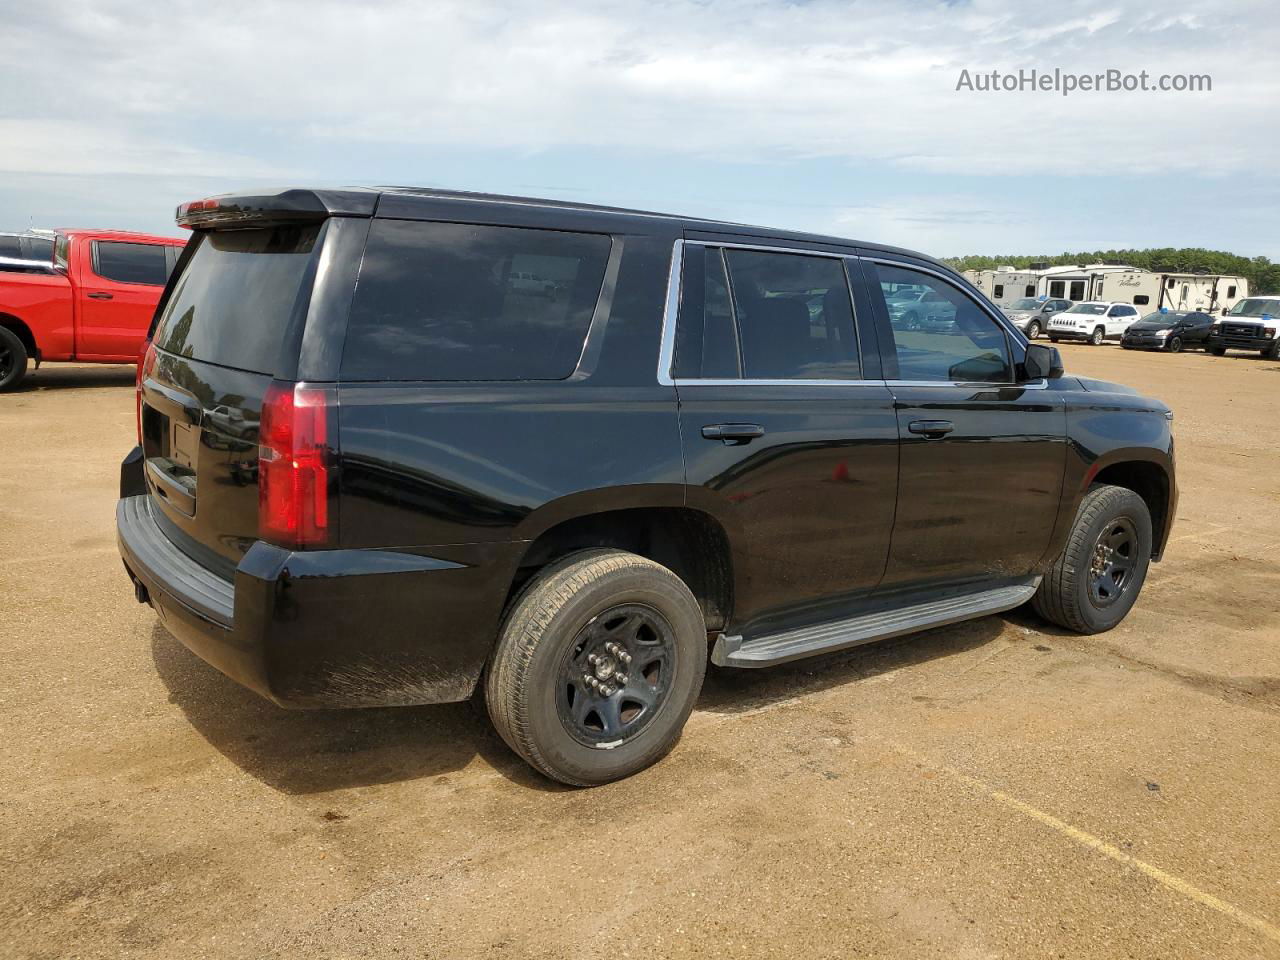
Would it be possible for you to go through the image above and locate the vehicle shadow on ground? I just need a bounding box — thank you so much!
[149,625,552,795]
[698,615,1007,715]
[152,615,1009,795]
[6,365,135,392]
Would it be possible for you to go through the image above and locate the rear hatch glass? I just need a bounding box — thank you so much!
[142,223,324,570]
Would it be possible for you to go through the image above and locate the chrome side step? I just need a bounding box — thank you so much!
[712,579,1040,668]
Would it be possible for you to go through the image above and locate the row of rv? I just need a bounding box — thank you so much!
[963,263,1249,316]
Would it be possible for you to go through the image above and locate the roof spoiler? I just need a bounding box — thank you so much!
[175,188,378,230]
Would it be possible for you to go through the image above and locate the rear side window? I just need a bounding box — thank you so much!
[153,225,321,375]
[95,241,169,285]
[723,249,860,380]
[341,220,612,381]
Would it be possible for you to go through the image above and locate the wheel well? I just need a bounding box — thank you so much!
[512,508,733,632]
[0,315,37,358]
[1093,461,1171,557]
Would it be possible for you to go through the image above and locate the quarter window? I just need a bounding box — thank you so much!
[721,249,860,380]
[342,220,611,382]
[993,283,1005,299]
[95,241,169,285]
[874,264,1012,383]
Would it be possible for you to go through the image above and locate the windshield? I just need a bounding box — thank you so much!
[1065,303,1107,315]
[1007,298,1040,310]
[1227,298,1280,318]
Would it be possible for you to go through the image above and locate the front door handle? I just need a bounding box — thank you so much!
[87,292,114,300]
[702,423,765,445]
[908,419,954,438]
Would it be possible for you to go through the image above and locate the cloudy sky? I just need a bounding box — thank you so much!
[2,0,1277,257]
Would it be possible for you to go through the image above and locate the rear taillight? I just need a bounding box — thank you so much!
[136,341,156,444]
[258,381,337,549]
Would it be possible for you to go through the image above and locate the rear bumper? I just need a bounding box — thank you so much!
[117,494,517,708]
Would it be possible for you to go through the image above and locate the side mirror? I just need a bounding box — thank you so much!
[1024,343,1064,381]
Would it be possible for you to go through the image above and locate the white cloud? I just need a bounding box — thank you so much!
[2,0,1276,179]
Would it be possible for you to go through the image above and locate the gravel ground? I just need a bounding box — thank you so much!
[2,343,1278,959]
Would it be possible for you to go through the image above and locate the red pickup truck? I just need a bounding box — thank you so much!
[0,229,187,391]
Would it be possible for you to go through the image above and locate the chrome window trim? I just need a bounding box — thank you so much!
[656,240,1048,390]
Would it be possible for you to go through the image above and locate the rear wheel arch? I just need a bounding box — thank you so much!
[0,314,37,358]
[508,506,734,634]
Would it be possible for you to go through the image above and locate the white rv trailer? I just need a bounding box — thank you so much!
[1095,271,1249,316]
[964,263,1249,315]
[963,267,1042,307]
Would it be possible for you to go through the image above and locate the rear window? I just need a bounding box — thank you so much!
[341,220,611,381]
[152,225,320,374]
[95,241,169,285]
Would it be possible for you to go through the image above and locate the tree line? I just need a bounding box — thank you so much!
[943,248,1280,295]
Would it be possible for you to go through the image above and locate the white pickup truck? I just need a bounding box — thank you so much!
[1046,301,1142,345]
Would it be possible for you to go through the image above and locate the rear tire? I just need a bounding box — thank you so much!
[0,327,29,392]
[1026,320,1042,340]
[485,549,707,786]
[1090,326,1105,346]
[1032,484,1152,634]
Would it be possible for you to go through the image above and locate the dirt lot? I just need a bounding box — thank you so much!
[2,344,1279,959]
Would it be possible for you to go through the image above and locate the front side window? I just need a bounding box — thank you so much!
[342,220,611,382]
[875,264,1012,383]
[721,249,860,380]
[95,241,168,285]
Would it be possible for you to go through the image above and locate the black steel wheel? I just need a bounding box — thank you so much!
[1032,484,1152,634]
[556,603,677,747]
[1167,336,1183,353]
[1087,517,1138,608]
[0,326,29,392]
[486,550,706,786]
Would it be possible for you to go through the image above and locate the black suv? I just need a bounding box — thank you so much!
[117,188,1177,785]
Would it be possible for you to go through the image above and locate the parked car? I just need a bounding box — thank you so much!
[1003,297,1073,339]
[1046,301,1142,345]
[888,286,956,330]
[0,229,186,390]
[1120,310,1215,352]
[0,231,56,276]
[1206,296,1280,358]
[117,187,1177,786]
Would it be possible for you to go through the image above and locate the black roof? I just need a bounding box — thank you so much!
[181,185,951,272]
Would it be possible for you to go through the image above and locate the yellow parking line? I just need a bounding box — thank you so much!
[890,742,1280,946]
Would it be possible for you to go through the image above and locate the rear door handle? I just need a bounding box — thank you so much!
[87,292,114,300]
[702,423,765,445]
[908,419,954,438]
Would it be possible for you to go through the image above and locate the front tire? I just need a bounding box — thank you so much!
[1210,346,1226,356]
[485,550,707,786]
[1049,336,1060,344]
[1090,326,1105,346]
[1167,336,1183,353]
[1032,484,1152,634]
[0,327,29,392]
